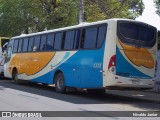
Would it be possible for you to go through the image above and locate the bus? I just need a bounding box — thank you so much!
[0,37,9,77]
[4,19,157,93]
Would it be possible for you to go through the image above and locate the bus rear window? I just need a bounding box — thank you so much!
[117,21,157,47]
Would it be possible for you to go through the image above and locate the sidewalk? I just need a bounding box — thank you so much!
[106,90,160,104]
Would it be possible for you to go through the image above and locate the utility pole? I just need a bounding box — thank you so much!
[78,0,85,24]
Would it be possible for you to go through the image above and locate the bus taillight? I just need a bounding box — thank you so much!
[108,55,116,73]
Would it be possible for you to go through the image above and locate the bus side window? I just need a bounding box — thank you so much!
[74,29,81,49]
[61,32,66,50]
[64,30,75,50]
[97,26,106,48]
[33,36,40,52]
[22,38,29,52]
[28,37,34,52]
[18,39,23,53]
[46,33,54,51]
[81,27,98,49]
[80,29,86,48]
[54,32,62,50]
[40,35,47,51]
[13,39,19,53]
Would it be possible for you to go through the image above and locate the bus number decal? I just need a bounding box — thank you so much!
[93,63,102,69]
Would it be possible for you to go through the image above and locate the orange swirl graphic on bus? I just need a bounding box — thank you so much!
[9,52,55,75]
[119,41,155,68]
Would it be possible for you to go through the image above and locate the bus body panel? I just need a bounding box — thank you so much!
[102,20,117,87]
[116,41,156,78]
[104,20,157,89]
[6,46,105,88]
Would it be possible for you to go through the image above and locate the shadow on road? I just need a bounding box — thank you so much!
[0,80,159,110]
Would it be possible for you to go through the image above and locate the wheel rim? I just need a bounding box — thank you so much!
[57,77,64,90]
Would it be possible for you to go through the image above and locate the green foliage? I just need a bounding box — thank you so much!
[0,0,144,37]
[85,0,144,22]
[155,0,160,16]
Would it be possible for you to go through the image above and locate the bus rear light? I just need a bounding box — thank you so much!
[108,55,116,73]
[108,55,116,69]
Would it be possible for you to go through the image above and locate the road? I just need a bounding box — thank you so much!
[0,80,160,120]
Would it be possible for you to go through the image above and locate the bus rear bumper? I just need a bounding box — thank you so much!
[105,73,155,89]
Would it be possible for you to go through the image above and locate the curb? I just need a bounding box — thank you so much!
[107,92,160,104]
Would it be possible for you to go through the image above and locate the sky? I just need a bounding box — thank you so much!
[136,0,160,30]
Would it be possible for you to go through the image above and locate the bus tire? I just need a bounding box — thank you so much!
[55,72,66,93]
[12,69,19,84]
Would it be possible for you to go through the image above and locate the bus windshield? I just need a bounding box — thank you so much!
[117,21,157,47]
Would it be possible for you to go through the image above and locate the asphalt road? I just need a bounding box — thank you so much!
[0,80,160,120]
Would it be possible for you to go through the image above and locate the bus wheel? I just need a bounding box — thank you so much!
[55,72,66,93]
[12,69,19,84]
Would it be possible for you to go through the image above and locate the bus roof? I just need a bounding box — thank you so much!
[11,18,155,39]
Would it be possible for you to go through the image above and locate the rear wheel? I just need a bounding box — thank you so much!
[55,72,66,93]
[12,69,19,84]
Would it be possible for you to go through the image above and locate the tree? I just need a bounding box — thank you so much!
[155,0,160,16]
[84,0,144,22]
[0,0,144,37]
[0,0,78,36]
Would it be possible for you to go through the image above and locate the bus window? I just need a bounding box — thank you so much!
[74,30,81,49]
[22,38,29,52]
[80,29,85,48]
[33,36,40,51]
[82,27,98,49]
[64,30,75,50]
[54,33,62,50]
[13,39,19,53]
[46,33,54,51]
[118,21,156,47]
[97,26,106,47]
[40,35,47,51]
[28,37,34,52]
[7,39,14,48]
[18,39,23,52]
